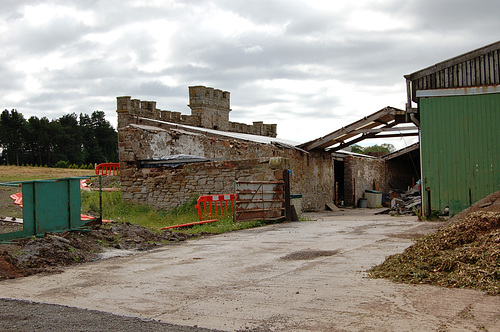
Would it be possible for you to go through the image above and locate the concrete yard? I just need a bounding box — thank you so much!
[1,209,499,331]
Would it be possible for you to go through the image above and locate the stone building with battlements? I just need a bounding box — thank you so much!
[116,86,334,212]
[117,85,277,137]
[116,85,419,212]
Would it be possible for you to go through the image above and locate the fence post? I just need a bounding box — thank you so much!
[283,169,291,221]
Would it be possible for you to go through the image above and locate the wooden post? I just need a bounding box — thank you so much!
[352,178,356,208]
[283,169,291,221]
[99,175,103,223]
[334,181,338,205]
[426,187,431,218]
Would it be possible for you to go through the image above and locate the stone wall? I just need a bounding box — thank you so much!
[119,123,333,211]
[117,85,277,137]
[121,158,278,210]
[343,156,389,206]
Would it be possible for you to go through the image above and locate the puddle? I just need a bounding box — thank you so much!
[280,250,339,261]
[97,248,137,260]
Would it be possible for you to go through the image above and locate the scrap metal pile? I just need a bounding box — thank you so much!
[388,180,422,216]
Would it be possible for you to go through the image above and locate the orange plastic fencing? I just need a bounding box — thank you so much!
[95,163,119,176]
[194,194,236,221]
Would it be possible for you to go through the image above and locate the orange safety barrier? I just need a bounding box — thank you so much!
[194,194,235,221]
[95,163,119,176]
[10,193,23,207]
[160,219,217,230]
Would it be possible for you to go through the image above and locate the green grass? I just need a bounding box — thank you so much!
[0,167,273,235]
[81,190,278,233]
[176,215,270,234]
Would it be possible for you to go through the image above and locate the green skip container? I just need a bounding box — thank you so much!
[0,177,90,241]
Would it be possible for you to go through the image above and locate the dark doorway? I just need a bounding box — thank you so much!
[334,160,345,205]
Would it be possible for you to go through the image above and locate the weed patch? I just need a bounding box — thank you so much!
[81,191,281,234]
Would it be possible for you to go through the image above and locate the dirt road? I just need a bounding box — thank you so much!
[1,209,499,331]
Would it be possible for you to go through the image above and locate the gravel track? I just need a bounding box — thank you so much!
[0,298,224,332]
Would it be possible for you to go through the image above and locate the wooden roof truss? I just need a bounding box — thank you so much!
[298,106,418,152]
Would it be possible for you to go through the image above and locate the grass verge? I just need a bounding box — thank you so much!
[0,165,94,182]
[81,190,278,234]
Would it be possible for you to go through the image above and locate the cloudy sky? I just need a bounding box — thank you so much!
[1,0,499,148]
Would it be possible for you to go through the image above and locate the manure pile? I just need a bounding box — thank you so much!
[369,191,500,295]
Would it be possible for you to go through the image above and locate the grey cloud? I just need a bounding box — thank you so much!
[406,0,500,31]
[0,63,25,91]
[138,82,184,99]
[215,0,298,24]
[10,18,91,55]
[2,0,500,138]
[167,32,405,88]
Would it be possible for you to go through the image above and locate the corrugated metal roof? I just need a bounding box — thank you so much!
[405,41,500,104]
[381,142,419,161]
[134,117,302,148]
[331,150,377,159]
[406,40,500,80]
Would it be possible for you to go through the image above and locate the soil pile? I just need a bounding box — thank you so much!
[0,222,202,280]
[0,251,23,279]
[448,190,500,222]
[369,190,500,295]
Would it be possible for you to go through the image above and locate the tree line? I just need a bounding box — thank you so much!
[349,143,395,156]
[0,109,118,167]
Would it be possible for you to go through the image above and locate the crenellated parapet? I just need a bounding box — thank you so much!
[117,86,277,137]
[230,121,277,137]
[189,86,230,110]
[187,86,232,131]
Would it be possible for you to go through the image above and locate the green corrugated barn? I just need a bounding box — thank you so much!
[405,41,500,216]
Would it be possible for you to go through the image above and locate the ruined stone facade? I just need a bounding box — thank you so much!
[117,85,277,137]
[118,121,333,211]
[121,158,280,210]
[116,86,415,211]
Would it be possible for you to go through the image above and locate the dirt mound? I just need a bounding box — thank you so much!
[0,222,204,280]
[449,190,500,222]
[369,211,500,294]
[0,251,23,279]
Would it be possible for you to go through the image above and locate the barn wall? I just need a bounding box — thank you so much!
[420,93,500,215]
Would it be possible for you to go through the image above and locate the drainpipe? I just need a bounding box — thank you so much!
[407,76,423,218]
